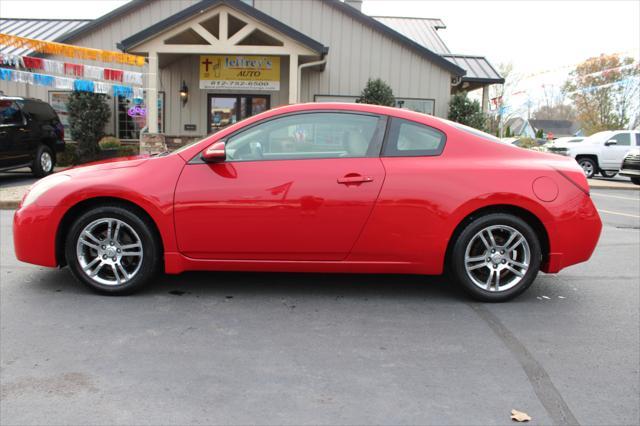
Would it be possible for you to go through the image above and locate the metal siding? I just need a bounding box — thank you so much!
[254,0,452,116]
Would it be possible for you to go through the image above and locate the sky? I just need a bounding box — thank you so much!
[1,0,638,111]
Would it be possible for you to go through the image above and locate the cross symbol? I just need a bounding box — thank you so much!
[202,58,213,72]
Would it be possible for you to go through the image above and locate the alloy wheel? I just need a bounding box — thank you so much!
[41,151,53,173]
[579,159,594,178]
[76,218,143,286]
[464,225,531,292]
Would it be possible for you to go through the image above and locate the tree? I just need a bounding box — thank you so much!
[356,78,395,106]
[535,128,544,139]
[532,104,576,121]
[486,62,521,137]
[67,91,110,162]
[563,54,639,134]
[448,91,486,130]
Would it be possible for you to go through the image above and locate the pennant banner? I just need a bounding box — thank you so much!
[0,33,146,67]
[0,53,143,85]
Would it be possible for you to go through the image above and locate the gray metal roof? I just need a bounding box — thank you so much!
[443,54,504,83]
[0,18,91,56]
[373,16,450,54]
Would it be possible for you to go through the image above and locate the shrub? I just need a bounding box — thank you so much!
[99,136,122,150]
[67,91,110,162]
[448,92,486,131]
[56,143,78,167]
[535,128,544,139]
[517,138,540,149]
[356,78,395,106]
[117,145,138,157]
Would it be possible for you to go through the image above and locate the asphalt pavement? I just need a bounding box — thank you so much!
[0,190,638,425]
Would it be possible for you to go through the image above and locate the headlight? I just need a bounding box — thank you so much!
[21,174,71,208]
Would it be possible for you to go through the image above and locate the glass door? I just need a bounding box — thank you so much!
[207,94,270,133]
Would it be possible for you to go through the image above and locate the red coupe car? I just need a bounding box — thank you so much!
[13,103,602,301]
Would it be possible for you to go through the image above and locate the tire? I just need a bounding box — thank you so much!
[450,213,542,302]
[64,204,161,295]
[600,170,617,178]
[577,157,597,179]
[32,144,55,178]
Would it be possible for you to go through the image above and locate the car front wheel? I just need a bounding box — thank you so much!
[451,213,542,302]
[64,205,161,295]
[32,144,54,177]
[577,157,597,178]
[600,170,617,178]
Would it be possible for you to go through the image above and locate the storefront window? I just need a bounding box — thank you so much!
[208,94,269,133]
[395,98,435,115]
[116,92,164,140]
[48,92,72,139]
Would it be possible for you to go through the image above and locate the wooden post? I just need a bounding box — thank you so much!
[147,51,159,133]
[289,53,298,104]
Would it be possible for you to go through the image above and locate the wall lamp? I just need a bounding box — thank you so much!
[179,80,189,106]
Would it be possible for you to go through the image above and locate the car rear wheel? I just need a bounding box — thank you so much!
[600,170,617,178]
[577,157,597,179]
[65,205,161,295]
[451,213,542,302]
[32,144,54,178]
[631,177,640,185]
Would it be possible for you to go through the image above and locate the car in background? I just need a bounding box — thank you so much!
[13,103,602,303]
[0,96,65,177]
[545,136,585,155]
[619,149,640,185]
[561,130,640,178]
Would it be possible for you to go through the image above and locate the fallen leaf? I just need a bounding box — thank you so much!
[511,409,532,422]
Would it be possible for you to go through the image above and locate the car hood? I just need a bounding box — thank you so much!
[61,155,150,176]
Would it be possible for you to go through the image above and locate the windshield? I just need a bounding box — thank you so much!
[582,131,613,144]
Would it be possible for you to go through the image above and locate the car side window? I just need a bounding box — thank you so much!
[225,112,382,162]
[0,101,24,126]
[383,118,446,157]
[635,134,640,146]
[612,133,631,146]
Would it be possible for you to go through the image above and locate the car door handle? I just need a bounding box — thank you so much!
[337,174,374,184]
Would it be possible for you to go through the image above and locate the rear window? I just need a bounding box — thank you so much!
[383,118,446,157]
[448,120,502,143]
[20,101,57,121]
[0,100,23,125]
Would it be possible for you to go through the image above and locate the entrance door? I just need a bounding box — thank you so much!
[207,94,269,133]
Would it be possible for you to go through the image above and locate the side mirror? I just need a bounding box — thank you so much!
[202,141,226,162]
[605,139,617,146]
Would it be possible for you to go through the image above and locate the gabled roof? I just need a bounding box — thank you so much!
[443,54,504,84]
[118,0,328,54]
[326,0,465,76]
[55,0,147,44]
[0,18,91,55]
[372,16,450,54]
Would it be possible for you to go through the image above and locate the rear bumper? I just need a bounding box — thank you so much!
[53,139,66,153]
[542,194,602,273]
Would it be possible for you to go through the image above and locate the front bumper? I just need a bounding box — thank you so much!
[619,169,640,178]
[13,204,60,267]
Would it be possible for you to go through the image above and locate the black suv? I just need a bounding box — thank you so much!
[0,96,65,177]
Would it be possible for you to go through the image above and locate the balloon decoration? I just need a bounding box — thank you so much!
[0,33,145,66]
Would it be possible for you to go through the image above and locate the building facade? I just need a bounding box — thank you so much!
[0,0,503,143]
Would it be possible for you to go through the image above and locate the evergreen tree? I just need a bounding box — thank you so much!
[448,92,486,131]
[67,91,111,162]
[356,78,395,106]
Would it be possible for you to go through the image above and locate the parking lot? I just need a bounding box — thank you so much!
[0,188,638,425]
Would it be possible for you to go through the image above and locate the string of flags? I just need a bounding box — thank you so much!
[0,67,143,99]
[0,33,146,67]
[0,53,143,85]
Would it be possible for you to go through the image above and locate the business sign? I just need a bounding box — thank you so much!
[199,55,280,91]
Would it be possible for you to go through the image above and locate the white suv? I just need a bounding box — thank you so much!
[563,130,640,178]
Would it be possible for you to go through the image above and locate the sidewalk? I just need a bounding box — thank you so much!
[1,173,638,210]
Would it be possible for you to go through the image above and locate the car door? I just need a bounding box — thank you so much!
[0,100,29,168]
[601,132,632,169]
[174,111,387,261]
